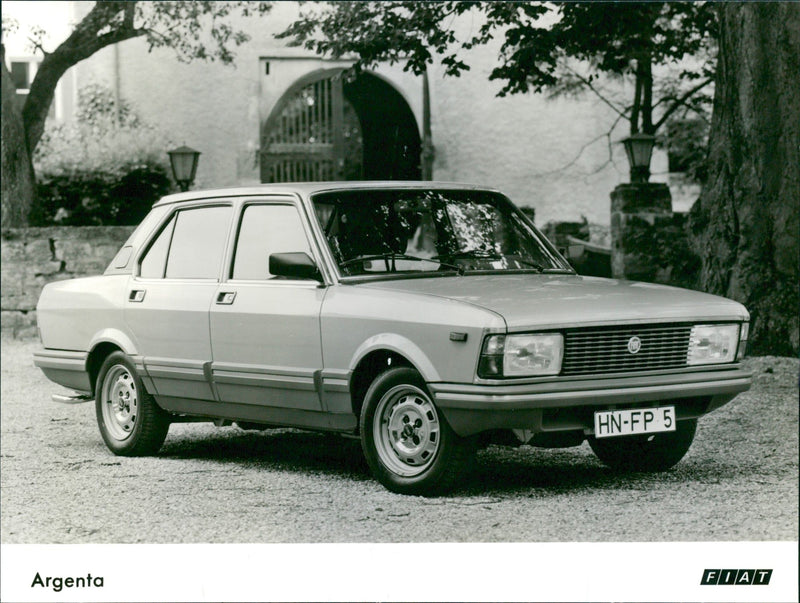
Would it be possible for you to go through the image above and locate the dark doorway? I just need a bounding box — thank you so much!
[260,69,421,183]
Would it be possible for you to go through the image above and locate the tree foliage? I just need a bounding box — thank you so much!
[31,82,174,227]
[1,1,271,227]
[279,1,716,136]
[74,82,141,128]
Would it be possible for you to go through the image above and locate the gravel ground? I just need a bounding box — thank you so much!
[1,337,797,543]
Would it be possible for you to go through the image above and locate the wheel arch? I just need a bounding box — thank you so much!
[347,334,441,421]
[85,330,138,395]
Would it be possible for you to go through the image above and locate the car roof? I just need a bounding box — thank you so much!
[153,181,501,207]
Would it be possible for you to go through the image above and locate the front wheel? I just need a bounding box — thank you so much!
[360,367,474,495]
[95,352,170,456]
[588,418,698,472]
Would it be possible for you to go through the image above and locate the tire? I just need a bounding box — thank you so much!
[360,367,474,495]
[95,351,170,456]
[588,418,698,472]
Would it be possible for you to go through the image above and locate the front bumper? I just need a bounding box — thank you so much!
[428,366,752,436]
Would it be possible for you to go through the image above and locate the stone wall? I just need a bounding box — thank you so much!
[610,183,673,281]
[1,227,134,338]
[610,183,700,289]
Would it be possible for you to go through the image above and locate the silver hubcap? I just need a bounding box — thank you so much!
[101,365,138,441]
[373,384,440,477]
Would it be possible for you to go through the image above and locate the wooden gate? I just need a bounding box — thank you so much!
[260,73,363,183]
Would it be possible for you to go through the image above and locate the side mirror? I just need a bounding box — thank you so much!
[269,252,323,281]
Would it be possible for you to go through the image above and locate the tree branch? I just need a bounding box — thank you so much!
[683,104,711,125]
[563,65,628,119]
[642,55,653,133]
[535,112,625,176]
[22,1,142,152]
[27,36,50,57]
[631,62,642,134]
[122,2,135,30]
[654,76,713,130]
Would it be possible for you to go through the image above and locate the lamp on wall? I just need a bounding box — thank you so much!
[167,145,201,192]
[621,133,656,183]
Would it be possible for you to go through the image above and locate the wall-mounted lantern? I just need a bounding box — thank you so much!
[621,133,656,183]
[167,145,201,192]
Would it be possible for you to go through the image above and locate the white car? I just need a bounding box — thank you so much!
[35,182,752,494]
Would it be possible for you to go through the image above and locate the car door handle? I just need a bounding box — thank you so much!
[216,292,236,305]
[129,289,146,302]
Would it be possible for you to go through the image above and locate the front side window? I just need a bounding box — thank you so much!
[312,190,572,278]
[231,204,312,280]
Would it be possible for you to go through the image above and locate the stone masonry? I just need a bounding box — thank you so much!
[1,227,134,338]
[610,183,673,281]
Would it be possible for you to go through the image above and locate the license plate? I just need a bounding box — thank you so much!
[593,406,676,438]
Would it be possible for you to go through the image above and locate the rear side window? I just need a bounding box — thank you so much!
[231,204,311,280]
[139,205,232,279]
[166,206,232,279]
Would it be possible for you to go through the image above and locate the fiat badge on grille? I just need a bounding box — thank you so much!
[627,336,642,354]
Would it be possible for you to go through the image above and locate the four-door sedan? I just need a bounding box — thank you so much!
[34,182,752,494]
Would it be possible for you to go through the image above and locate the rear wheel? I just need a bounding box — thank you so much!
[360,367,473,495]
[588,418,697,472]
[95,352,170,456]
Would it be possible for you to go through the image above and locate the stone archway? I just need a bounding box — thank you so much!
[260,69,420,183]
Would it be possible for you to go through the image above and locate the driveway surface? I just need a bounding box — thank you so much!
[2,337,797,543]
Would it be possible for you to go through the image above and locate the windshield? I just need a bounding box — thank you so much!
[311,189,572,278]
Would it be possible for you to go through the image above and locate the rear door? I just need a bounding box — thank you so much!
[125,203,233,401]
[209,200,326,411]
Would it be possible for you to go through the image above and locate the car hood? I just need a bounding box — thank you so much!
[359,274,749,330]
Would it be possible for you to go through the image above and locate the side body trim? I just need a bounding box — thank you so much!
[320,368,352,414]
[210,362,320,411]
[143,357,214,400]
[154,396,357,432]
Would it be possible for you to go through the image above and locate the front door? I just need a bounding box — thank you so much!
[209,201,326,412]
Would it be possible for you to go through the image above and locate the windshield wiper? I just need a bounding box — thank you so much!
[436,250,546,272]
[541,268,576,274]
[340,253,464,275]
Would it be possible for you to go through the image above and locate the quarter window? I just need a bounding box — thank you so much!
[139,215,176,278]
[232,204,311,280]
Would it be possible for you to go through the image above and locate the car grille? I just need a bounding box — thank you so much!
[561,324,692,376]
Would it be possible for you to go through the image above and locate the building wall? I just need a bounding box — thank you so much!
[6,1,675,226]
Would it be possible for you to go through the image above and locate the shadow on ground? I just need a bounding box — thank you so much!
[156,427,765,497]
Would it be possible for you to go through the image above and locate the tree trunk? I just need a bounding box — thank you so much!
[1,51,35,228]
[641,55,653,134]
[690,2,800,355]
[1,3,141,227]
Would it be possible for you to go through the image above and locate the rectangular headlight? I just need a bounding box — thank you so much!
[687,324,739,365]
[479,333,563,378]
